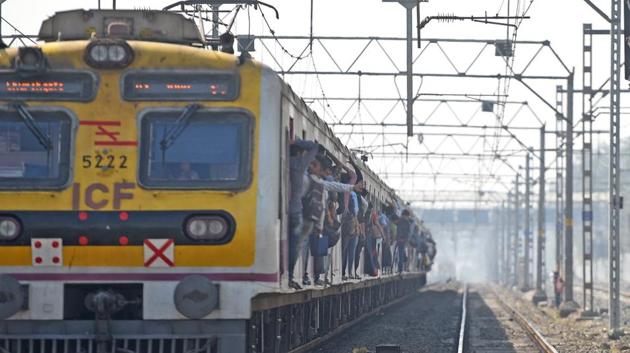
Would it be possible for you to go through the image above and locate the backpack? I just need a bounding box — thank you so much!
[324,224,341,248]
[324,199,342,247]
[302,175,324,222]
[310,233,329,257]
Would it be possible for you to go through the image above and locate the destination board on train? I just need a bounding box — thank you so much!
[122,71,239,101]
[0,71,96,101]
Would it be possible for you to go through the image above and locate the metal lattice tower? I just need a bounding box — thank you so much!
[500,201,506,283]
[560,70,579,315]
[523,153,532,290]
[533,125,548,303]
[514,174,520,287]
[609,0,622,338]
[555,85,565,275]
[581,23,595,317]
[506,192,513,285]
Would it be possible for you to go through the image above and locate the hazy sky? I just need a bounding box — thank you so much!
[1,0,623,206]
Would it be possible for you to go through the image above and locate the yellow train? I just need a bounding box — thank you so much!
[0,8,425,353]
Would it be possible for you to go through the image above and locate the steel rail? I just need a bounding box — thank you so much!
[575,284,630,302]
[493,290,559,353]
[457,284,469,353]
[594,285,630,301]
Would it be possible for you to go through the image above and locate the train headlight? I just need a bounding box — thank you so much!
[187,219,208,238]
[85,41,134,69]
[185,216,229,241]
[207,219,226,236]
[15,47,48,74]
[89,45,108,62]
[108,45,127,62]
[0,216,20,240]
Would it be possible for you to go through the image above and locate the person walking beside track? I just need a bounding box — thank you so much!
[553,271,564,308]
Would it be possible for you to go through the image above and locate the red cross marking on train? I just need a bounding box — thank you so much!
[144,239,175,267]
[80,121,137,147]
[96,126,121,140]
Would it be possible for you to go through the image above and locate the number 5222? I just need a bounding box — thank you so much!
[81,154,128,169]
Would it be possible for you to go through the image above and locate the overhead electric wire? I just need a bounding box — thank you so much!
[257,5,312,61]
[311,52,340,123]
[490,0,536,189]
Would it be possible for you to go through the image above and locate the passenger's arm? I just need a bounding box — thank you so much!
[319,179,355,193]
[349,159,364,184]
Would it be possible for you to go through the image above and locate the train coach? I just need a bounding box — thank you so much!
[0,8,428,353]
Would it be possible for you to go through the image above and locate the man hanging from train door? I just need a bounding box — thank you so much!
[288,140,319,290]
[396,209,413,274]
[295,152,364,288]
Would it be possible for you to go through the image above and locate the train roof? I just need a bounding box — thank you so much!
[38,9,203,45]
[276,72,404,207]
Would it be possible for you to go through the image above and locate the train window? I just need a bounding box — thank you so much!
[0,71,97,101]
[0,109,73,189]
[138,108,253,190]
[289,117,294,140]
[122,70,239,101]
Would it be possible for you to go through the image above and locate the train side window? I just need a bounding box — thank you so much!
[289,118,294,140]
[0,108,74,190]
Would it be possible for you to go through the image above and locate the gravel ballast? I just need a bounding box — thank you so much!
[308,282,462,353]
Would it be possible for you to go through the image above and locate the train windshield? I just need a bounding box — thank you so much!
[139,109,252,190]
[0,109,73,189]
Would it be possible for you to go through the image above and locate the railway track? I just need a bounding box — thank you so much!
[461,286,558,353]
[573,283,630,314]
[302,281,462,353]
[592,285,630,301]
[293,283,559,353]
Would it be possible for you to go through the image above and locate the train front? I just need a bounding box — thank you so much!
[0,9,281,353]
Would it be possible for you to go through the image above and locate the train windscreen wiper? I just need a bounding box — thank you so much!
[12,103,53,151]
[159,104,202,153]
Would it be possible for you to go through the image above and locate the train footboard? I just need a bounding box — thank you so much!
[248,273,426,353]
